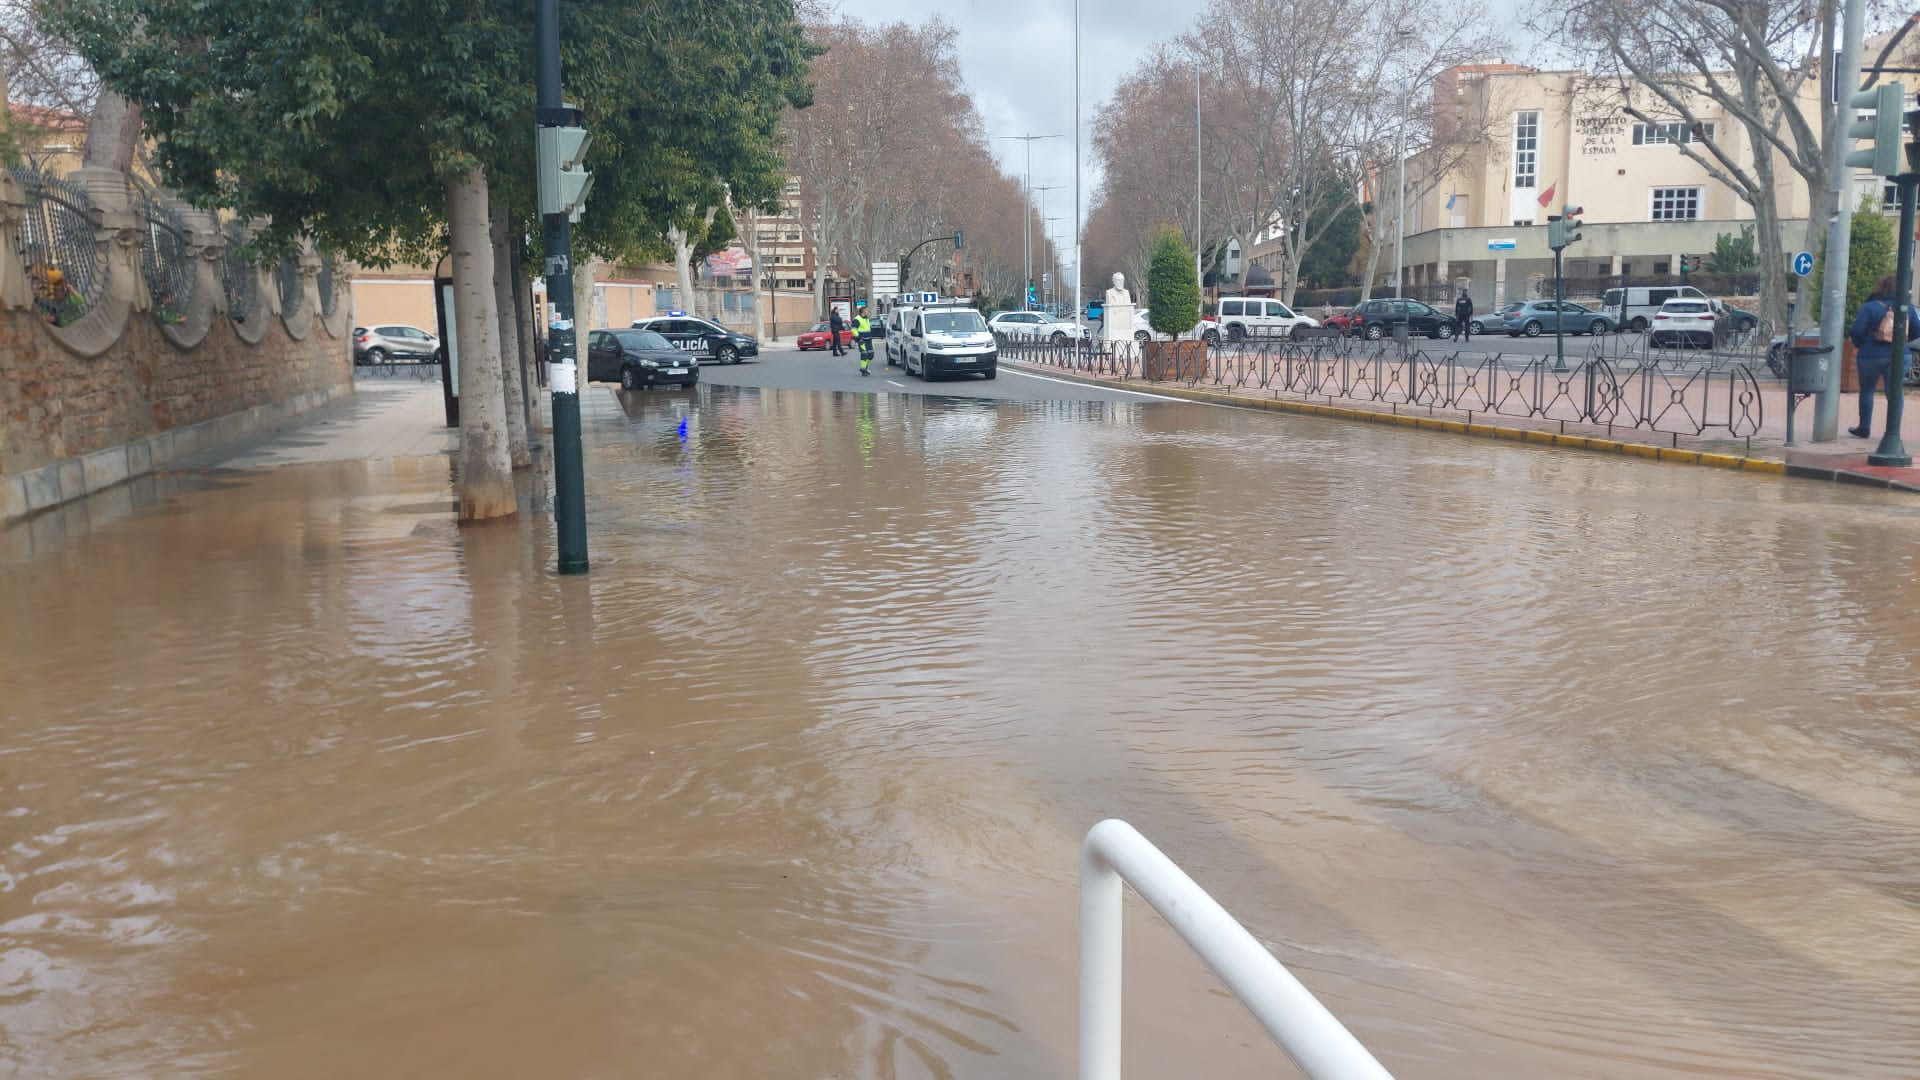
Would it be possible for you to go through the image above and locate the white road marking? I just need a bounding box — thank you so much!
[887,380,907,388]
[997,365,1234,405]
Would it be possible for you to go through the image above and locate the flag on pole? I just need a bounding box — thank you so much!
[1444,191,1457,210]
[1536,181,1557,208]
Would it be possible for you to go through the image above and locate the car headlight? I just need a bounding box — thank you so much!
[637,358,659,369]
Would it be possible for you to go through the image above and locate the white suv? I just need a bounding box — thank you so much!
[1211,297,1320,342]
[987,310,1084,345]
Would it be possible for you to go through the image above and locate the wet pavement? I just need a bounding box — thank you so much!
[3,379,1919,1078]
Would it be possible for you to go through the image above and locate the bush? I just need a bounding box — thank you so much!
[1145,225,1199,337]
[1809,201,1896,323]
[1706,224,1757,274]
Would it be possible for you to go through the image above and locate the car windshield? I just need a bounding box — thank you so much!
[925,311,987,333]
[809,322,830,332]
[613,330,673,350]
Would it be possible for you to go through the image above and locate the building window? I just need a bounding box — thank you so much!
[1649,186,1702,220]
[1632,121,1715,146]
[1513,110,1539,189]
[1513,219,1530,227]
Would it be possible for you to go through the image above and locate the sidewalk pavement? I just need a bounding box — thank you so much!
[1007,358,1920,494]
[198,377,457,469]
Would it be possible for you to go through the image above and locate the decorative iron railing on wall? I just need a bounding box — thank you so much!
[12,165,103,328]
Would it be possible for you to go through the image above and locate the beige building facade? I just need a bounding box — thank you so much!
[1397,65,1819,306]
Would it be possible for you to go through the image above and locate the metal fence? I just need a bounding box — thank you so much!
[12,165,103,327]
[223,226,258,324]
[138,194,195,326]
[275,255,303,317]
[998,333,1767,446]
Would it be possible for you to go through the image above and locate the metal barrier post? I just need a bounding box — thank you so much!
[1078,819,1393,1080]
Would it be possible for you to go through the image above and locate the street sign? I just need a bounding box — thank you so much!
[1791,251,1815,277]
[1488,238,1517,251]
[870,261,900,293]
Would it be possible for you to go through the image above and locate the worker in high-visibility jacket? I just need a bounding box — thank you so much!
[854,311,874,375]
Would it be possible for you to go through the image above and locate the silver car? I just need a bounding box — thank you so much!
[353,324,441,364]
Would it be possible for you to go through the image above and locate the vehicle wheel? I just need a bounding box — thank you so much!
[1430,324,1450,340]
[717,344,738,364]
[1228,324,1246,343]
[1470,320,1484,335]
[1134,330,1150,343]
[1050,331,1067,346]
[1289,324,1306,341]
[1363,323,1383,340]
[1630,316,1649,332]
[1738,317,1757,332]
[1203,329,1220,346]
[366,346,388,365]
[1590,320,1607,336]
[620,366,639,391]
[1523,320,1543,337]
[983,369,997,380]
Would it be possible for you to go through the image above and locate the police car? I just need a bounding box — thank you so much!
[628,311,758,364]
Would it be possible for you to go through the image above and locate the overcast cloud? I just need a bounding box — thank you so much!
[826,0,1534,273]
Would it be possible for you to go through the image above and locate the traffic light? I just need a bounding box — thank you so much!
[1561,205,1583,248]
[1846,82,1905,177]
[953,228,965,250]
[1027,281,1038,308]
[1907,106,1920,174]
[537,124,594,223]
[1546,213,1564,250]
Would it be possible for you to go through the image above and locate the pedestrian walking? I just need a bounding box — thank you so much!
[1847,276,1918,439]
[1454,291,1474,342]
[828,308,847,356]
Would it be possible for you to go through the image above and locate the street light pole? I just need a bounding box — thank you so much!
[1392,29,1413,301]
[1001,134,1060,308]
[536,0,587,574]
[1869,172,1916,467]
[1815,0,1870,442]
[1073,0,1082,327]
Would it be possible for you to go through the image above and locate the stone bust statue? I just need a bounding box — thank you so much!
[1105,272,1132,306]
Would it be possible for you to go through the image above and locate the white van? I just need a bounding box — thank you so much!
[1600,285,1710,332]
[1212,296,1320,342]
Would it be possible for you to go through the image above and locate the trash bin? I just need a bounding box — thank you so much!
[1788,340,1831,395]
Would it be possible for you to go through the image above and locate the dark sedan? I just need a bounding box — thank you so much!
[1350,298,1455,340]
[586,328,699,390]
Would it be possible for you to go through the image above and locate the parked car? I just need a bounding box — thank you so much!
[354,324,440,364]
[1349,298,1456,340]
[1211,296,1321,342]
[1720,302,1759,333]
[885,309,909,366]
[1127,309,1211,343]
[1649,298,1726,348]
[1469,302,1525,336]
[988,310,1084,344]
[796,321,854,351]
[1599,285,1710,332]
[629,314,758,363]
[1323,309,1361,333]
[1502,300,1615,337]
[585,328,699,389]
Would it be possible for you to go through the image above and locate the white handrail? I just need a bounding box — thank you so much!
[1079,818,1394,1080]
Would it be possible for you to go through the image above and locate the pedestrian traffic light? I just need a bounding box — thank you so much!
[537,124,594,223]
[953,228,965,250]
[1846,82,1905,177]
[1907,106,1920,174]
[1027,281,1038,308]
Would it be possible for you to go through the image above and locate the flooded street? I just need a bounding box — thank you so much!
[3,382,1918,1078]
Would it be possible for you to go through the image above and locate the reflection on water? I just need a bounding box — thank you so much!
[3,383,1918,1077]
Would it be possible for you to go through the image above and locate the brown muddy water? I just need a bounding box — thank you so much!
[2,384,1917,1078]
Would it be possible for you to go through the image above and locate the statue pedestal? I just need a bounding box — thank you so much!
[1102,301,1135,348]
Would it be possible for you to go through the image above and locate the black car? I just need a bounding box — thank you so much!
[586,328,700,390]
[1350,298,1455,340]
[628,314,758,364]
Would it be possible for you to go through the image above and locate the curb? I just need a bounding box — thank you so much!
[1009,361,1818,480]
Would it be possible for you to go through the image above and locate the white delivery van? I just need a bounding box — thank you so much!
[1600,285,1709,332]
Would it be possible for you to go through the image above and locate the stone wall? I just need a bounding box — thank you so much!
[0,165,353,524]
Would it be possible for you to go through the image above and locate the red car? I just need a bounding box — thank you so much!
[1323,309,1360,333]
[797,321,855,351]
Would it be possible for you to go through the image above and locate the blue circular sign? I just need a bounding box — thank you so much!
[1791,251,1815,277]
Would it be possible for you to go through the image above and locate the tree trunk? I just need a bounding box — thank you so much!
[510,235,537,436]
[668,223,697,317]
[83,89,143,172]
[1358,214,1387,302]
[490,197,530,469]
[1749,141,1789,330]
[446,167,516,522]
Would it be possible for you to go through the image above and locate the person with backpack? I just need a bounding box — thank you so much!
[1847,276,1918,438]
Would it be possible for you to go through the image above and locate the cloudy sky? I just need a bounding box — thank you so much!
[827,0,1535,272]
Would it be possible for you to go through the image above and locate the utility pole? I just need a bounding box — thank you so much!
[1073,0,1082,326]
[1816,0,1870,442]
[1393,29,1412,300]
[1196,66,1204,288]
[1871,172,1916,466]
[535,0,592,575]
[1001,134,1059,309]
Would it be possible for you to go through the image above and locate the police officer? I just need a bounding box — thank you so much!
[854,306,874,376]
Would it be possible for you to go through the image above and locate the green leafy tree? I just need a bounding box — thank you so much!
[1146,225,1199,337]
[1297,197,1362,289]
[1705,224,1757,274]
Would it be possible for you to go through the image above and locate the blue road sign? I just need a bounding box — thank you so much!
[1487,238,1517,251]
[1791,251,1815,277]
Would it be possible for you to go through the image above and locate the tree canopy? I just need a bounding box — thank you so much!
[1146,225,1199,336]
